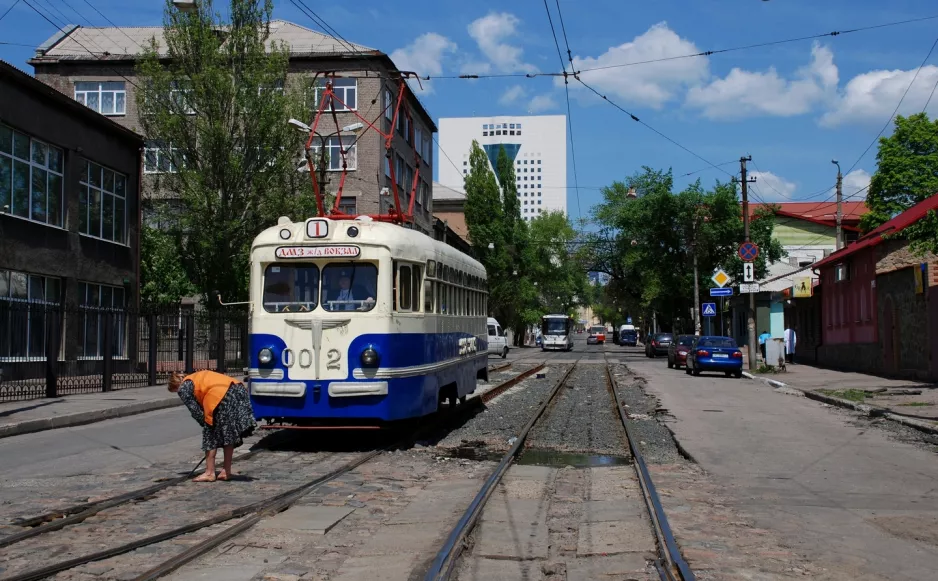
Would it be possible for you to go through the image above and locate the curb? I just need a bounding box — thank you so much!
[741,373,938,437]
[0,397,183,440]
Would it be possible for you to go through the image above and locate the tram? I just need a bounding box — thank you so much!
[540,314,574,351]
[247,216,489,426]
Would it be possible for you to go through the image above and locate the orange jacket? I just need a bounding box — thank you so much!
[185,370,234,426]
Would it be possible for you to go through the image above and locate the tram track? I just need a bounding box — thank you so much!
[0,366,552,581]
[422,358,696,581]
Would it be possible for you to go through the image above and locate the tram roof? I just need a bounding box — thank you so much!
[252,216,486,274]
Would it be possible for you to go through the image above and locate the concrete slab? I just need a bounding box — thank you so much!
[350,523,446,556]
[565,554,655,581]
[590,466,641,501]
[168,565,264,581]
[456,558,546,581]
[580,499,647,522]
[498,465,554,499]
[576,520,656,556]
[256,506,353,534]
[480,496,549,524]
[473,519,549,560]
[332,554,417,581]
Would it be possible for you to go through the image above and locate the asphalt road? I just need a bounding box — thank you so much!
[627,351,938,581]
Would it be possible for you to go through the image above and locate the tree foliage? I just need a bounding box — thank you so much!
[136,0,316,303]
[861,113,938,254]
[581,167,784,332]
[140,225,197,305]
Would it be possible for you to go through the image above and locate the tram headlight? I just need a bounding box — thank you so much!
[360,347,379,368]
[258,348,274,365]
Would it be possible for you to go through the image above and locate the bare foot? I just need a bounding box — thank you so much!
[217,470,230,481]
[193,472,216,482]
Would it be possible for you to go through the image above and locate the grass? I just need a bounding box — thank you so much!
[817,388,871,402]
[756,364,780,374]
[896,402,935,407]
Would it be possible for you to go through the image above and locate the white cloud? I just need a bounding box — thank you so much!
[389,33,457,94]
[820,66,938,127]
[685,43,838,120]
[561,22,709,109]
[499,84,527,105]
[749,171,797,202]
[467,12,536,74]
[843,169,872,197]
[527,94,558,113]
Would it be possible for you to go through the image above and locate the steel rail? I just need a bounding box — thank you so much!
[423,362,577,581]
[480,363,545,402]
[605,364,695,581]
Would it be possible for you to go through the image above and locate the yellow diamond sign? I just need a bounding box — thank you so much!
[711,269,730,288]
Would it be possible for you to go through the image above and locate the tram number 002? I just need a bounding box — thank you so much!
[282,348,316,368]
[458,337,478,355]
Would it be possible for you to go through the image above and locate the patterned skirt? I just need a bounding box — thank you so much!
[201,383,257,451]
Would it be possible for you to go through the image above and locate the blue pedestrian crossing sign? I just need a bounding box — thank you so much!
[702,303,717,317]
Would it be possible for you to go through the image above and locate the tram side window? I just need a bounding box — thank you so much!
[263,264,319,313]
[434,282,442,314]
[321,263,377,312]
[425,279,434,312]
[412,266,422,312]
[398,265,413,311]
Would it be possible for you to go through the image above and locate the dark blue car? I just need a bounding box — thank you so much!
[685,336,744,378]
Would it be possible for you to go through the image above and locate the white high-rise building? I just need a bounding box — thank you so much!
[437,115,567,220]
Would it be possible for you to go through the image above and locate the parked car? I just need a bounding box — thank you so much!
[619,324,638,347]
[487,317,509,358]
[667,335,695,369]
[644,333,674,357]
[685,336,744,377]
[587,325,606,345]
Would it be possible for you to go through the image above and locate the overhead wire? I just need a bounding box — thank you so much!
[0,0,21,24]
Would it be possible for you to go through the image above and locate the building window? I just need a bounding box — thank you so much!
[385,88,393,120]
[537,159,541,164]
[75,81,126,115]
[0,269,60,360]
[482,131,488,137]
[316,78,357,111]
[385,156,391,177]
[337,196,357,215]
[312,136,357,171]
[78,282,126,358]
[143,140,184,174]
[169,81,195,115]
[0,124,64,227]
[79,160,127,244]
[423,134,431,163]
[415,127,423,156]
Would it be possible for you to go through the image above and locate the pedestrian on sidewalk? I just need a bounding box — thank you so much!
[759,331,771,361]
[168,370,257,482]
[784,327,797,364]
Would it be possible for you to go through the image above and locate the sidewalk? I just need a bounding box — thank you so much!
[746,363,938,434]
[0,384,180,439]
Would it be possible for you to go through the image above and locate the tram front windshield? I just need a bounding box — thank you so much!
[262,262,378,313]
[542,318,570,336]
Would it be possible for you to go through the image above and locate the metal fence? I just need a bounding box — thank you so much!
[0,301,249,402]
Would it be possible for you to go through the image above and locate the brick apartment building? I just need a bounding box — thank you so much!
[28,20,436,233]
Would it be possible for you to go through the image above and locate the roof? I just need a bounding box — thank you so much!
[814,193,938,269]
[756,260,814,293]
[432,182,466,201]
[29,20,374,61]
[750,202,868,226]
[433,211,469,241]
[0,60,142,143]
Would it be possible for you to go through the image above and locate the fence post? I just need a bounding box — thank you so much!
[216,311,227,373]
[45,303,60,399]
[185,311,195,374]
[102,311,113,392]
[148,312,158,386]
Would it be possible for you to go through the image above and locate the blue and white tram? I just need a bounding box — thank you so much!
[247,216,489,426]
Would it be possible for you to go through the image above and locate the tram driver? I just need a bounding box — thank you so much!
[324,266,375,311]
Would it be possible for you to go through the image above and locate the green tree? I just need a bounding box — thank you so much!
[136,0,315,303]
[860,113,938,253]
[140,225,197,305]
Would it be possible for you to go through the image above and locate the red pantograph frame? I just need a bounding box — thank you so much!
[304,73,422,225]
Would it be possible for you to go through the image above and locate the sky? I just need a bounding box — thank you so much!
[2,0,938,224]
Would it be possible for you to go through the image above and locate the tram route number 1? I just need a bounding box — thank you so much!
[459,337,478,355]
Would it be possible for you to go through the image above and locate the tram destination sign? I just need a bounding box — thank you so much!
[275,245,361,259]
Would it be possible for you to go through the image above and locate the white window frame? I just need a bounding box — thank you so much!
[144,140,183,174]
[317,78,358,112]
[311,136,357,171]
[0,269,61,362]
[74,81,126,116]
[170,81,195,115]
[0,123,65,228]
[385,88,393,120]
[80,160,128,245]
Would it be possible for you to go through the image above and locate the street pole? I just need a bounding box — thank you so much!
[693,249,701,336]
[740,155,758,371]
[832,159,843,250]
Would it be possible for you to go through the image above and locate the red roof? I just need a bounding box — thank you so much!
[749,201,868,225]
[814,194,938,269]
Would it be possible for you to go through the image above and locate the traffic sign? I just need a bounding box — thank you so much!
[711,269,730,288]
[743,262,755,282]
[740,283,760,293]
[709,287,733,297]
[627,316,632,324]
[738,242,759,262]
[702,303,717,317]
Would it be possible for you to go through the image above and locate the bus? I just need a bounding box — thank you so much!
[541,314,574,351]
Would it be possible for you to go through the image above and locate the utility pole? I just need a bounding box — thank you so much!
[739,156,758,371]
[832,159,843,250]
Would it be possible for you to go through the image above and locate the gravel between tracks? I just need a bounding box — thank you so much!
[610,363,685,464]
[526,363,629,456]
[434,364,571,453]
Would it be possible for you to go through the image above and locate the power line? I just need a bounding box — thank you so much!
[77,0,146,51]
[22,0,114,67]
[679,160,738,177]
[0,0,21,24]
